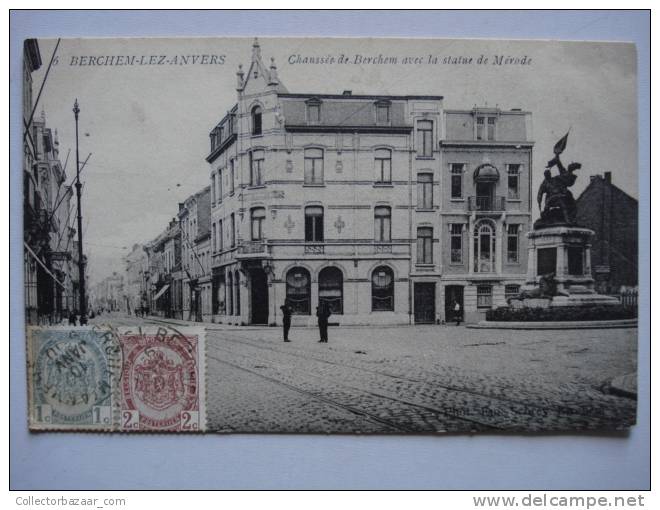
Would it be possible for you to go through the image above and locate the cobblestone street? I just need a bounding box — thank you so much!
[98,315,638,434]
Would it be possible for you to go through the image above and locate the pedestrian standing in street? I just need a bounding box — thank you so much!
[454,300,462,326]
[316,304,331,343]
[280,299,293,342]
[68,310,77,326]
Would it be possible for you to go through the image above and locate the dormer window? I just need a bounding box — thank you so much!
[476,115,496,141]
[306,98,321,124]
[375,100,391,125]
[251,105,262,136]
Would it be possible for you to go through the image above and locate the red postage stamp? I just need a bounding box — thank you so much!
[119,326,205,432]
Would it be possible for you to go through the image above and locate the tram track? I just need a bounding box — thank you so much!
[209,330,609,420]
[207,341,499,432]
[113,316,633,430]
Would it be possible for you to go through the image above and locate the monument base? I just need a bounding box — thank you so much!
[521,225,620,308]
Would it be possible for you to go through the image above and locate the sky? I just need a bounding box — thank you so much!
[29,36,638,285]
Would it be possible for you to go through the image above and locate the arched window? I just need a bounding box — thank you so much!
[372,266,394,311]
[251,207,266,240]
[251,105,262,135]
[286,268,311,315]
[234,270,241,316]
[374,206,391,242]
[319,267,343,314]
[227,271,233,315]
[474,221,496,273]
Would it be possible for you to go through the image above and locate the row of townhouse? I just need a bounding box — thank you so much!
[139,40,533,326]
[205,40,532,325]
[141,189,213,322]
[23,39,84,324]
[122,242,149,314]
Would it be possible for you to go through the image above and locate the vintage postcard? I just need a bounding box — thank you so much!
[22,36,638,433]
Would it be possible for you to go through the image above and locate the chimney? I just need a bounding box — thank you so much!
[342,90,352,96]
[604,171,612,184]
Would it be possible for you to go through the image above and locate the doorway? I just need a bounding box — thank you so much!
[414,282,436,324]
[444,285,464,322]
[250,268,269,324]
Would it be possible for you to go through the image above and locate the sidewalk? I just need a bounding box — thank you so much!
[144,314,430,331]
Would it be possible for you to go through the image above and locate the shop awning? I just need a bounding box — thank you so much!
[153,284,170,301]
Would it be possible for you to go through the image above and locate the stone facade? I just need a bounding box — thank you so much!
[440,108,533,322]
[123,243,148,315]
[25,109,79,323]
[205,40,533,325]
[178,186,212,322]
[145,218,180,317]
[23,39,84,324]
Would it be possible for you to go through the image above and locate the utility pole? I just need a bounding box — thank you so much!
[73,99,87,325]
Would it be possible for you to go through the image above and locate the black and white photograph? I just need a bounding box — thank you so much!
[22,34,639,434]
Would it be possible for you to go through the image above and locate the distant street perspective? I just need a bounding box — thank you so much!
[94,313,637,434]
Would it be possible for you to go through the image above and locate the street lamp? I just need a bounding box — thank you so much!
[73,99,87,325]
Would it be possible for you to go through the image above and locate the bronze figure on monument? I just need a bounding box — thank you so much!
[535,132,582,229]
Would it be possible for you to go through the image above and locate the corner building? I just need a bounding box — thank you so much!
[208,40,531,326]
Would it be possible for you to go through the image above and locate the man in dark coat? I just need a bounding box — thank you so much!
[316,304,331,343]
[280,299,293,342]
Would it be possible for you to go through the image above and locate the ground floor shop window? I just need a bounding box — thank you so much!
[286,267,311,314]
[372,266,394,311]
[319,266,343,314]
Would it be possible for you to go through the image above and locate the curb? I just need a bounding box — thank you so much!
[467,319,638,330]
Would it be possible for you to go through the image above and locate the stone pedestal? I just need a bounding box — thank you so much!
[525,226,619,307]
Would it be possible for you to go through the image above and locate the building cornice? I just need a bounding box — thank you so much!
[280,93,443,101]
[285,124,412,134]
[440,140,534,148]
[206,133,237,163]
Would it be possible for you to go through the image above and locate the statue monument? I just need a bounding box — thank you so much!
[509,132,619,309]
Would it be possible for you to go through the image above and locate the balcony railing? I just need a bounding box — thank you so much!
[374,243,393,254]
[468,196,506,212]
[304,243,325,254]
